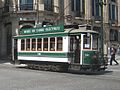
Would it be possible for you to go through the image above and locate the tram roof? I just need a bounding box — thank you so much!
[13,25,99,39]
[65,28,99,34]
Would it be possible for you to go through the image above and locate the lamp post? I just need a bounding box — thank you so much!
[98,0,106,64]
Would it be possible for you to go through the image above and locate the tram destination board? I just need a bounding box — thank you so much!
[19,25,64,35]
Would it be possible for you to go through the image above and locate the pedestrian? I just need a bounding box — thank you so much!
[110,45,119,65]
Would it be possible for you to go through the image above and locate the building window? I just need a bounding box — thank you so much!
[20,0,33,10]
[92,0,101,19]
[110,29,118,41]
[109,1,117,21]
[111,0,116,2]
[71,0,85,17]
[4,0,9,12]
[44,0,53,11]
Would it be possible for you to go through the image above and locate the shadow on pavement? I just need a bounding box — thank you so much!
[15,65,113,75]
[0,57,114,76]
[0,57,14,64]
[68,70,113,75]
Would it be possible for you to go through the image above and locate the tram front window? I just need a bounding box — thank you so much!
[83,35,91,49]
[92,34,98,50]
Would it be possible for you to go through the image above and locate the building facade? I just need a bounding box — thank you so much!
[0,0,119,59]
[118,0,120,43]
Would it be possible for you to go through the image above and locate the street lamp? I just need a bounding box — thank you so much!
[98,0,106,64]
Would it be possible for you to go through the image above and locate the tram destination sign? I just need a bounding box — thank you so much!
[19,25,64,35]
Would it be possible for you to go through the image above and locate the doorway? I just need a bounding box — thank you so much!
[70,35,81,64]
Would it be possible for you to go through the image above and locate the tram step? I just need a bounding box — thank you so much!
[70,64,81,71]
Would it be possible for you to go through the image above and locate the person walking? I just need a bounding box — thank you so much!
[110,46,119,65]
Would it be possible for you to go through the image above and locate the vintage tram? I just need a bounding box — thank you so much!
[13,25,107,72]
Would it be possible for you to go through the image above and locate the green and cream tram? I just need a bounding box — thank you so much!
[13,25,107,71]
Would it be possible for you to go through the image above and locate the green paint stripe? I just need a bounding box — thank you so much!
[18,52,71,58]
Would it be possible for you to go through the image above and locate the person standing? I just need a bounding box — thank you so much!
[110,46,119,65]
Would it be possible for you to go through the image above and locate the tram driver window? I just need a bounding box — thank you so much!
[83,35,91,49]
[43,38,48,51]
[21,39,25,51]
[92,34,98,50]
[57,37,63,51]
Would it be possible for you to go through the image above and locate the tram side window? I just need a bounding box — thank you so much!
[26,39,30,51]
[31,39,36,51]
[57,37,63,51]
[37,38,42,51]
[21,39,25,51]
[83,35,91,49]
[43,38,48,51]
[50,37,55,51]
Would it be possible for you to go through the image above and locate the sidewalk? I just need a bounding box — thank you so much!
[107,54,120,65]
[0,58,26,67]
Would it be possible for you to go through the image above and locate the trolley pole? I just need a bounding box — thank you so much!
[99,0,106,63]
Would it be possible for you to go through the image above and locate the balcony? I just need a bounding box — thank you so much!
[20,4,33,11]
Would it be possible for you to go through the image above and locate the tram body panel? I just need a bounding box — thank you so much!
[17,36,70,63]
[18,55,69,63]
[82,50,99,65]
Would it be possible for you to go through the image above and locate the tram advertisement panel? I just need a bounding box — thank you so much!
[19,25,64,35]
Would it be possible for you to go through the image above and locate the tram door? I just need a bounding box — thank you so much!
[70,36,81,64]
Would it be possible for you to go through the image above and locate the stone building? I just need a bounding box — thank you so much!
[118,0,120,43]
[0,0,119,59]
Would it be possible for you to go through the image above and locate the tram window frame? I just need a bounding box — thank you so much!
[31,38,36,51]
[56,37,63,51]
[26,39,30,51]
[21,39,25,51]
[70,36,76,51]
[43,38,48,51]
[50,37,55,51]
[37,38,42,51]
[92,34,98,50]
[83,35,91,49]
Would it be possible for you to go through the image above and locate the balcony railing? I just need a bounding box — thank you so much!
[20,4,33,10]
[73,11,84,17]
